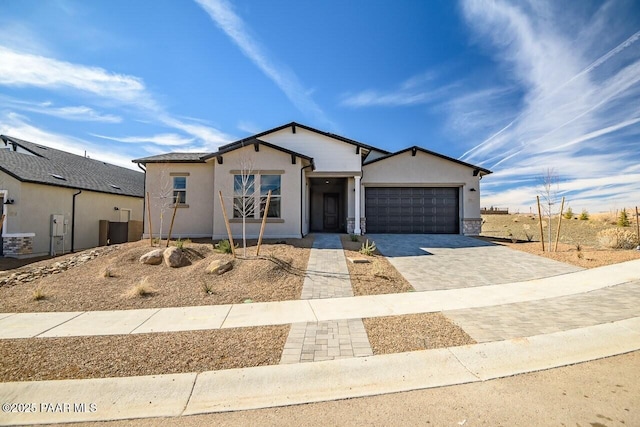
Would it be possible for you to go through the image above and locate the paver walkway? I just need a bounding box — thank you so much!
[369,234,583,291]
[280,234,373,364]
[446,279,640,342]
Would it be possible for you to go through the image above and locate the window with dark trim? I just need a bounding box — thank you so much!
[173,176,187,204]
[233,174,255,218]
[260,175,281,218]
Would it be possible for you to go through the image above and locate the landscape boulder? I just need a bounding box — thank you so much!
[139,249,165,265]
[206,259,234,275]
[163,246,186,268]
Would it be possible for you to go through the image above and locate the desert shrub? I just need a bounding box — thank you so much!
[349,234,360,242]
[524,231,534,242]
[618,209,630,227]
[32,288,46,301]
[596,228,637,249]
[129,278,157,298]
[201,281,214,295]
[564,207,574,219]
[102,267,117,278]
[175,238,191,249]
[359,239,377,256]
[579,209,589,220]
[152,237,160,246]
[215,239,237,254]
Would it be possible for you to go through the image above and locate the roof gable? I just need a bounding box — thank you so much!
[0,136,145,197]
[201,138,314,168]
[364,146,492,176]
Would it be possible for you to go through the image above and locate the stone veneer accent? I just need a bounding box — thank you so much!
[2,233,35,258]
[462,218,483,236]
[346,217,366,235]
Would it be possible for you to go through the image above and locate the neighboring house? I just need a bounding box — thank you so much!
[0,136,145,258]
[133,122,491,240]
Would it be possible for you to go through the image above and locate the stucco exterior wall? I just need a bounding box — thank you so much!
[3,181,142,256]
[0,172,23,235]
[362,150,483,221]
[212,144,305,239]
[144,163,214,238]
[263,127,362,173]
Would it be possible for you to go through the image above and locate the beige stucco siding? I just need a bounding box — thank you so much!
[144,163,214,238]
[0,172,22,234]
[4,181,142,255]
[212,144,305,239]
[263,127,361,172]
[362,150,482,219]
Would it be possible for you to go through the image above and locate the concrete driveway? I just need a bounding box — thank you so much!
[367,234,583,291]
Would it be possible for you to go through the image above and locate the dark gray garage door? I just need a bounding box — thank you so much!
[365,187,459,234]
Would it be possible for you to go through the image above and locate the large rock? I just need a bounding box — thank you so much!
[206,259,234,275]
[139,249,165,265]
[163,246,186,268]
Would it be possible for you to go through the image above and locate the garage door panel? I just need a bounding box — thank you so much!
[365,187,459,234]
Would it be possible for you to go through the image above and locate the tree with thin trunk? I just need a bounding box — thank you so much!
[154,167,175,245]
[231,156,258,257]
[538,168,559,252]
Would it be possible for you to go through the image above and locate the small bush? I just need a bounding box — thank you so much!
[596,228,637,249]
[618,209,630,227]
[215,239,237,254]
[349,234,360,242]
[359,239,376,256]
[102,267,116,278]
[524,231,534,242]
[32,288,46,301]
[201,281,214,295]
[129,278,157,298]
[564,207,574,219]
[579,209,589,220]
[175,238,191,249]
[152,237,160,246]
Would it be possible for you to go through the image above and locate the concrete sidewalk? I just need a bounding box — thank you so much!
[1,259,638,339]
[1,317,639,426]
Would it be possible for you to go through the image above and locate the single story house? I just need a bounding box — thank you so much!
[0,136,145,257]
[133,122,491,240]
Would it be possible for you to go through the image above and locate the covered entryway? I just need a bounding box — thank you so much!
[365,187,459,234]
[309,178,347,232]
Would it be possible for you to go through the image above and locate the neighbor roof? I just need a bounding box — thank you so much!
[363,146,492,176]
[131,152,208,164]
[0,136,145,197]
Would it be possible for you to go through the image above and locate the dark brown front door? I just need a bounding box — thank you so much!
[323,193,339,231]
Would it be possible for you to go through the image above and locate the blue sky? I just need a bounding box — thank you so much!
[1,0,639,213]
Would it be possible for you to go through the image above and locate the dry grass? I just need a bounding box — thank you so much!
[0,325,289,381]
[364,313,475,354]
[0,237,312,313]
[126,277,157,298]
[340,235,414,295]
[481,214,640,268]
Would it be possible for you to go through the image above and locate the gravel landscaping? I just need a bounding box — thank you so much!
[340,235,414,295]
[0,238,312,313]
[0,325,289,382]
[364,313,476,354]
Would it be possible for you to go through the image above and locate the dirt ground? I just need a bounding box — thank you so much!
[340,235,414,295]
[481,213,640,268]
[0,325,288,382]
[61,351,640,427]
[0,238,312,313]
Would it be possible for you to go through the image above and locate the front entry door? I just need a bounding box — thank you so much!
[323,193,339,231]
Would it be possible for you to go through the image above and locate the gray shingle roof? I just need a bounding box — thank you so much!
[0,136,144,198]
[132,153,207,163]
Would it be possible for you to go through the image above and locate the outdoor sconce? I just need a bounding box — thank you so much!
[469,188,477,192]
[4,198,14,205]
[114,206,120,211]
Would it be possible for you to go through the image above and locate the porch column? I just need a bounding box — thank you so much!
[354,176,362,235]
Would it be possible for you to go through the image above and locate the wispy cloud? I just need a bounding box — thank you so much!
[0,96,121,123]
[341,72,460,107]
[194,0,331,126]
[0,45,156,109]
[91,133,194,146]
[454,0,640,212]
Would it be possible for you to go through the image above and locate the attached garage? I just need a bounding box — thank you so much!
[365,187,459,234]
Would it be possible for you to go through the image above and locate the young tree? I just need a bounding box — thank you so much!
[153,167,175,245]
[231,157,258,257]
[618,208,630,227]
[539,168,559,252]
